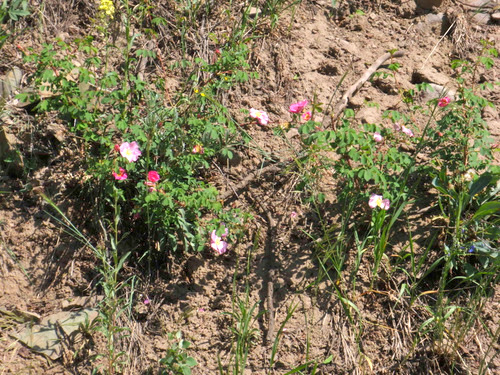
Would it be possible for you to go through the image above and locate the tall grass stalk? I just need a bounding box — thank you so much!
[41,192,133,374]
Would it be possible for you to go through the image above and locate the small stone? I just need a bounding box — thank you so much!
[248,7,261,18]
[47,123,67,143]
[492,13,500,22]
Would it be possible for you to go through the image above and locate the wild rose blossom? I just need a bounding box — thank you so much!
[369,194,390,210]
[119,141,142,162]
[438,96,451,108]
[401,125,414,137]
[192,145,204,154]
[210,230,228,254]
[373,132,383,143]
[289,100,309,113]
[148,171,160,183]
[112,167,127,180]
[249,108,269,126]
[301,111,312,121]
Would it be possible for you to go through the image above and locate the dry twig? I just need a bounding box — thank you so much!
[332,50,405,124]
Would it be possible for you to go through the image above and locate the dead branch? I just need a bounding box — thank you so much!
[332,50,405,124]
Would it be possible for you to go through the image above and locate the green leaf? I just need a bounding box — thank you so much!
[185,357,197,367]
[472,201,500,221]
[469,173,492,197]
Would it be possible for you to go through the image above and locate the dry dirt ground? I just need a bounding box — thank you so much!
[1,0,499,374]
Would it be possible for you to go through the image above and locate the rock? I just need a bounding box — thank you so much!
[248,7,261,18]
[0,67,23,100]
[415,0,444,10]
[412,67,452,86]
[338,39,360,56]
[47,123,67,143]
[11,308,98,360]
[472,12,490,25]
[425,12,444,25]
[492,13,500,22]
[418,83,456,103]
[0,126,24,177]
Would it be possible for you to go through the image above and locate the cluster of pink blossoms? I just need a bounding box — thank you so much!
[289,99,311,121]
[112,142,161,192]
[112,141,143,181]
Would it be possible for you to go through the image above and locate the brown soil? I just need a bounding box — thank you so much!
[1,0,499,374]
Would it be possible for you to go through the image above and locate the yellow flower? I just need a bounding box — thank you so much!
[98,0,115,19]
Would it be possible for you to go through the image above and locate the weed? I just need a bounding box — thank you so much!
[159,331,197,375]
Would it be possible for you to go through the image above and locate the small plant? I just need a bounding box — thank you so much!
[159,331,197,375]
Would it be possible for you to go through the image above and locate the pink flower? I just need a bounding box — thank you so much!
[401,125,414,137]
[301,111,312,121]
[192,145,204,154]
[143,298,150,305]
[112,167,127,180]
[148,171,160,183]
[373,132,383,142]
[210,230,228,255]
[369,194,390,210]
[289,100,309,113]
[249,108,269,126]
[438,96,451,108]
[114,144,120,152]
[119,141,142,162]
[290,211,298,218]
